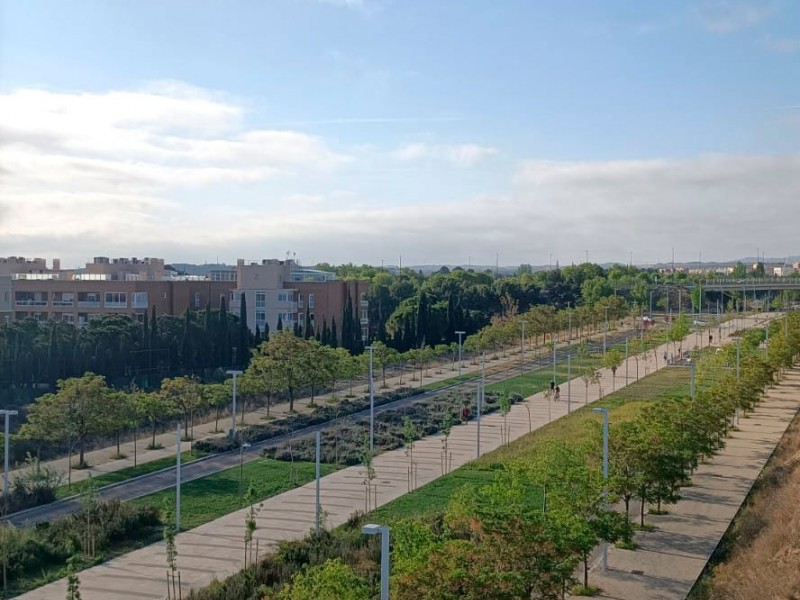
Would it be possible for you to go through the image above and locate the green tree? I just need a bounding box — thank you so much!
[603,348,624,391]
[135,391,175,449]
[277,558,370,600]
[160,376,202,440]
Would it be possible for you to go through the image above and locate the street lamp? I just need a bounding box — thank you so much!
[226,370,243,439]
[592,407,609,570]
[603,306,610,355]
[362,524,390,600]
[455,331,465,377]
[366,345,375,453]
[239,441,252,497]
[1,410,19,498]
[176,422,182,531]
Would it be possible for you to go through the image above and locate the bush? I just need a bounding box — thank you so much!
[3,454,62,513]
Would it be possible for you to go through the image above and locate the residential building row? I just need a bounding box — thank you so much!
[0,256,369,343]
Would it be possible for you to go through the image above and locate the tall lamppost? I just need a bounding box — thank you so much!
[362,524,390,600]
[603,306,610,355]
[455,331,465,377]
[366,345,375,453]
[239,441,252,497]
[592,407,609,570]
[176,422,182,531]
[1,410,18,498]
[226,370,243,439]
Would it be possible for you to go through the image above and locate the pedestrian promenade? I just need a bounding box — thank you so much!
[574,368,800,600]
[15,315,767,600]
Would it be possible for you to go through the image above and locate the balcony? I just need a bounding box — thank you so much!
[360,317,369,326]
[52,300,74,307]
[78,300,100,308]
[15,300,48,307]
[360,300,369,307]
[105,301,127,309]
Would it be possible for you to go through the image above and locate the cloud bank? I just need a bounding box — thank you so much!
[1,83,798,266]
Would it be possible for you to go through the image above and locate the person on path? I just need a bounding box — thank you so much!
[554,385,561,401]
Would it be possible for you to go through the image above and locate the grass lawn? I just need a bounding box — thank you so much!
[55,450,208,499]
[373,366,691,524]
[130,458,338,530]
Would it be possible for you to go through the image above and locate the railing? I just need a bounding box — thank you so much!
[105,301,127,309]
[360,317,369,325]
[52,300,74,307]
[77,300,100,308]
[15,300,47,306]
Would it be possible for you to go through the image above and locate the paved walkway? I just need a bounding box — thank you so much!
[9,320,630,486]
[573,367,800,600]
[16,316,767,600]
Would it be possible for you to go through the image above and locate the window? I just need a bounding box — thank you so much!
[62,313,75,324]
[194,292,201,308]
[310,313,315,323]
[104,292,127,307]
[132,292,148,308]
[255,310,266,325]
[308,293,315,308]
[277,292,288,302]
[255,292,266,309]
[162,292,168,299]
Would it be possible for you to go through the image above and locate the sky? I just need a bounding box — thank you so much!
[1,0,799,268]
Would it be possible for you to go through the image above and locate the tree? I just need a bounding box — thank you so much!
[254,331,309,412]
[277,558,370,600]
[102,391,136,458]
[23,373,109,468]
[603,348,624,391]
[160,376,202,440]
[136,391,174,449]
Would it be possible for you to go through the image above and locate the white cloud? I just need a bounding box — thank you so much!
[694,1,775,33]
[0,83,351,252]
[763,34,800,53]
[391,143,498,168]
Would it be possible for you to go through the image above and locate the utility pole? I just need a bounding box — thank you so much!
[226,370,242,439]
[176,423,182,531]
[367,345,375,453]
[455,331,465,378]
[2,410,18,498]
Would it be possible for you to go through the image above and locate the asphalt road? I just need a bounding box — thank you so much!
[4,329,639,527]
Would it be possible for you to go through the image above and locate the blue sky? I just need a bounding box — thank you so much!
[1,0,799,267]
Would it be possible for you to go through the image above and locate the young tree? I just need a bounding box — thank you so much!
[23,373,109,468]
[160,376,202,440]
[253,331,310,412]
[603,348,624,391]
[403,416,418,492]
[136,391,175,449]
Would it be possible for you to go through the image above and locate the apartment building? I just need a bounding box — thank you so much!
[231,259,369,342]
[5,256,370,343]
[5,257,231,326]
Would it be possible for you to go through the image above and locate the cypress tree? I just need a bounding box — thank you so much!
[263,321,270,343]
[254,325,262,347]
[293,321,301,337]
[238,293,249,367]
[304,309,312,339]
[277,314,283,331]
[330,317,338,348]
[150,305,157,348]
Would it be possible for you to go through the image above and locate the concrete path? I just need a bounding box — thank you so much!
[573,367,800,600]
[15,315,767,600]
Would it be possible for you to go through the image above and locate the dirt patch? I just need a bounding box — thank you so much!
[694,406,800,600]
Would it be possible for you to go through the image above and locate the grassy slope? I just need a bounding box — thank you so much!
[372,367,690,523]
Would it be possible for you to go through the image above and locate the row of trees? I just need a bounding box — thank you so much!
[0,303,253,392]
[257,315,800,599]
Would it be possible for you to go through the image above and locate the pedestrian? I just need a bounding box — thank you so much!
[709,333,713,346]
[663,351,668,363]
[555,385,561,401]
